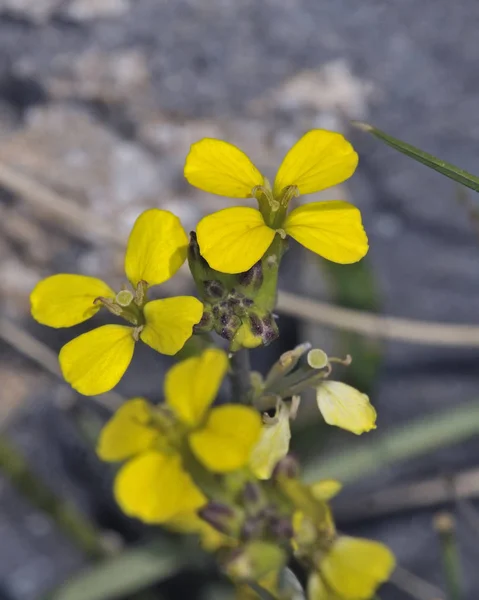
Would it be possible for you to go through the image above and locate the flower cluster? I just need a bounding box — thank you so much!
[30,129,394,599]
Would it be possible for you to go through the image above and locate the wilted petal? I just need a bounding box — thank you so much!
[316,381,377,434]
[249,402,291,479]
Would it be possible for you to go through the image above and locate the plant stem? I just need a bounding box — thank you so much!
[0,435,107,560]
[435,512,463,600]
[230,348,252,404]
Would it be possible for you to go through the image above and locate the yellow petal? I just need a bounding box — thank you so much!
[30,274,114,328]
[284,201,369,264]
[197,207,275,273]
[184,138,264,198]
[124,209,188,288]
[97,398,159,462]
[321,536,395,600]
[59,325,135,395]
[310,480,343,502]
[189,405,262,473]
[114,451,206,524]
[165,348,228,427]
[273,129,358,197]
[316,381,377,435]
[249,402,291,480]
[140,296,203,355]
[307,573,341,600]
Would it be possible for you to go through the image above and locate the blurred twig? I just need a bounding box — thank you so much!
[303,400,479,484]
[391,566,444,600]
[2,160,479,347]
[0,317,124,410]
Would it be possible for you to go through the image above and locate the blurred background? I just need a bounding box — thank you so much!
[1,1,479,599]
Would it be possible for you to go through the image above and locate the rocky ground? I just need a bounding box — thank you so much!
[1,1,479,598]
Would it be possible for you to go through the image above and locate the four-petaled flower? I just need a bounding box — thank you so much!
[184,129,369,274]
[97,349,262,523]
[30,209,203,395]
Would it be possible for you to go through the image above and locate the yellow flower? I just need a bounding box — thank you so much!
[30,209,203,395]
[97,349,262,523]
[184,130,368,273]
[316,536,395,600]
[316,381,377,435]
[249,401,291,479]
[165,510,235,552]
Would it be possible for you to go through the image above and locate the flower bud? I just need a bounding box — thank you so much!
[272,455,300,480]
[204,279,226,301]
[237,261,263,292]
[193,308,214,334]
[224,541,286,582]
[198,502,243,537]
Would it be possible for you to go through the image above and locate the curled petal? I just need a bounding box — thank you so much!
[115,452,206,524]
[197,207,275,274]
[273,129,358,197]
[165,348,228,427]
[249,402,291,480]
[184,138,264,197]
[284,201,368,264]
[321,536,395,599]
[59,325,135,395]
[140,296,203,355]
[189,405,262,473]
[97,398,159,462]
[124,209,188,288]
[30,274,114,328]
[316,381,377,435]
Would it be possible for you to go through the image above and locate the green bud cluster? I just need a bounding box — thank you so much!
[188,233,279,351]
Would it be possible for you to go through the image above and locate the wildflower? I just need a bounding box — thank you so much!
[309,536,395,600]
[184,130,368,273]
[97,349,262,523]
[30,209,203,395]
[316,381,377,434]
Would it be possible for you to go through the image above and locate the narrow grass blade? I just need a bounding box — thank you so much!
[354,121,479,192]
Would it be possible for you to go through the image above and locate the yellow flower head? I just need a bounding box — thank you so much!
[184,130,368,273]
[97,349,262,523]
[30,209,203,395]
[314,535,395,600]
[316,381,377,435]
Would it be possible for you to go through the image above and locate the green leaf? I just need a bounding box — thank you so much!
[47,541,187,600]
[354,121,479,192]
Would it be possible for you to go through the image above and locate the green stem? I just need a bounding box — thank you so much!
[0,435,106,559]
[435,513,463,600]
[230,348,252,404]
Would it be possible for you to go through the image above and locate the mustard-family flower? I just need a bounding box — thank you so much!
[184,130,368,273]
[309,536,395,600]
[316,381,377,435]
[97,349,262,523]
[30,209,203,395]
